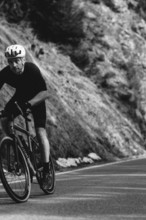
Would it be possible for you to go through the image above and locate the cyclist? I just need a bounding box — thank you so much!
[0,44,52,190]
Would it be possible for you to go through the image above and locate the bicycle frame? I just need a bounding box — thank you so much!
[9,113,37,176]
[0,105,55,202]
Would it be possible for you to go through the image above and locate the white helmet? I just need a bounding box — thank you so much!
[5,44,26,59]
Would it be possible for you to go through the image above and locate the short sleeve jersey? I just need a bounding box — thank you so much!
[0,62,47,104]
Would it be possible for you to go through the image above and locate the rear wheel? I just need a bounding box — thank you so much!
[0,137,31,203]
[39,156,55,194]
[31,138,55,194]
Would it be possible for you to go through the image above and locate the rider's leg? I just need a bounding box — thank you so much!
[33,101,52,189]
[35,127,50,163]
[36,127,52,189]
[32,102,52,189]
[32,102,50,164]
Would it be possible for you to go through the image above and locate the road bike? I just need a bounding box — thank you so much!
[0,103,55,203]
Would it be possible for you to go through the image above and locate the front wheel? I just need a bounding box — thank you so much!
[0,137,31,203]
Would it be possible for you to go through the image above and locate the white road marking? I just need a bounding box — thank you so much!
[0,156,146,186]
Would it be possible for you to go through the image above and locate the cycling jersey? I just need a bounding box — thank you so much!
[0,62,47,128]
[0,62,47,103]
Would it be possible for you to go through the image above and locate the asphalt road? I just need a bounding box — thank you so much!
[0,157,146,220]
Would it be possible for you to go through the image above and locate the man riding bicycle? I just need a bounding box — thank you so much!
[0,44,51,190]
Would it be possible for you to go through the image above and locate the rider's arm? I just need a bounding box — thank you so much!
[25,63,48,107]
[28,90,48,107]
[0,66,13,90]
[0,68,7,89]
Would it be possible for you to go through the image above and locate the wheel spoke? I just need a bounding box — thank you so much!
[0,137,31,202]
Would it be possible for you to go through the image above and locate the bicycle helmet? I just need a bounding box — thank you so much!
[5,44,26,59]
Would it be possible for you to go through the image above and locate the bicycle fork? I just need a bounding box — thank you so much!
[16,136,36,176]
[9,135,22,175]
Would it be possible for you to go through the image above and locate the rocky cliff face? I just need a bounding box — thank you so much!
[0,0,146,165]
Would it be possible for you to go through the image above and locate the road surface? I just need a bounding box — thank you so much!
[0,157,146,220]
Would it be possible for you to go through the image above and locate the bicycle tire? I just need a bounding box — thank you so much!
[31,138,55,194]
[0,137,31,203]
